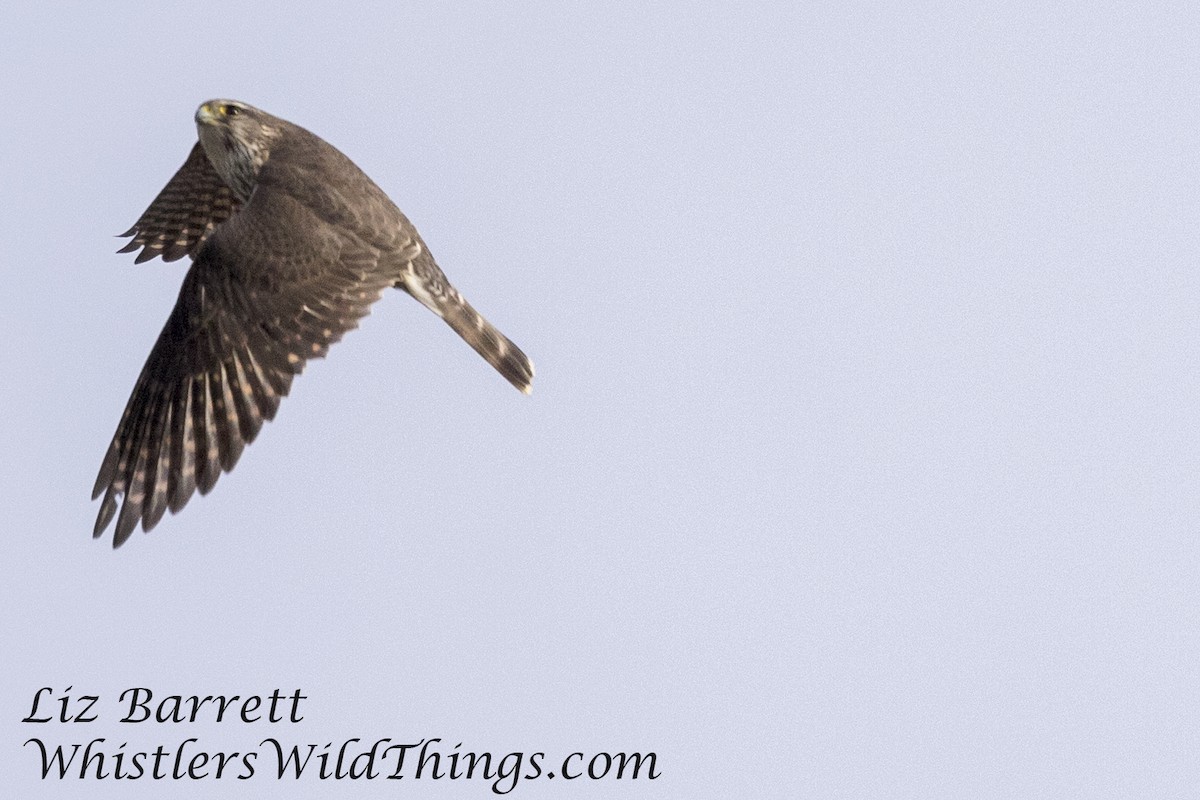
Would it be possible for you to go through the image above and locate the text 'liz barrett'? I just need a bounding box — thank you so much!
[22,687,307,724]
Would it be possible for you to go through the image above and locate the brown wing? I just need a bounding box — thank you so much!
[118,143,241,263]
[93,194,396,547]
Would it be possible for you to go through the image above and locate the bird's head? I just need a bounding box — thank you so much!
[195,99,280,201]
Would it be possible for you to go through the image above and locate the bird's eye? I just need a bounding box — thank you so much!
[221,104,240,117]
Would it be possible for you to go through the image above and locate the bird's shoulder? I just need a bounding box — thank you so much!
[253,128,412,251]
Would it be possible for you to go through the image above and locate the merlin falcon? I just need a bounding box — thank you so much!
[93,99,534,548]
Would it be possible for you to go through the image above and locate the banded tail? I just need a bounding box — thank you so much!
[439,293,534,394]
[397,258,534,394]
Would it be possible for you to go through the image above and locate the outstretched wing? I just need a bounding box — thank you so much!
[93,191,395,547]
[118,143,242,263]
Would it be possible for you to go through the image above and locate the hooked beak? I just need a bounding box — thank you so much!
[195,102,218,126]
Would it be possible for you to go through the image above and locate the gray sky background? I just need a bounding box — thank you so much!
[2,1,1198,797]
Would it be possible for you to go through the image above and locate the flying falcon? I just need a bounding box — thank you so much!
[92,99,534,548]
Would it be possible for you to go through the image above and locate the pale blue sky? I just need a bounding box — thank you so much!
[3,2,1198,797]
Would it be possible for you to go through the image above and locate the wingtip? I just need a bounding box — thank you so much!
[113,509,137,549]
[93,492,117,539]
